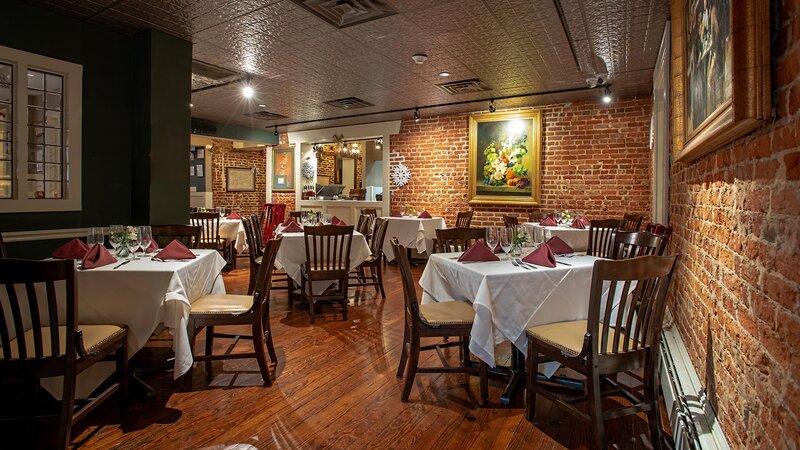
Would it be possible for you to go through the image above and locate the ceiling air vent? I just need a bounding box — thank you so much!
[291,0,397,28]
[437,78,493,95]
[191,60,238,81]
[245,111,288,120]
[324,97,375,110]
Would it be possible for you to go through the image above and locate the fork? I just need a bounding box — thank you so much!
[513,258,536,269]
[510,258,530,270]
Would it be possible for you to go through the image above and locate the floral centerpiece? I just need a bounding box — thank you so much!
[405,206,417,216]
[482,134,530,189]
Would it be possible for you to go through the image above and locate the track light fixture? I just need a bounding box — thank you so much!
[414,108,420,122]
[273,125,279,136]
[489,99,496,113]
[602,86,612,104]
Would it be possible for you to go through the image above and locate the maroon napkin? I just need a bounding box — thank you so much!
[283,221,304,233]
[53,239,90,259]
[546,236,574,255]
[493,242,503,254]
[227,211,241,220]
[82,244,117,269]
[522,244,556,268]
[540,216,557,226]
[331,216,346,226]
[390,210,403,217]
[282,218,294,226]
[458,241,500,262]
[571,217,586,229]
[418,211,432,219]
[157,240,196,260]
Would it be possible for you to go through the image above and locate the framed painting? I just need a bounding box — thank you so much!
[671,0,770,162]
[272,145,294,192]
[468,111,541,206]
[226,167,255,192]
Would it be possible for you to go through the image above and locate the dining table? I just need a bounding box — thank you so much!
[521,222,590,253]
[219,217,247,253]
[381,216,447,261]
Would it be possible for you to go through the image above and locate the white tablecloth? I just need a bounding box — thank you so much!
[419,253,601,368]
[219,218,247,253]
[382,216,447,261]
[274,230,371,294]
[522,222,590,253]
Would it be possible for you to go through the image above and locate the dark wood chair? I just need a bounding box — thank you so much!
[360,208,378,219]
[502,214,519,228]
[356,214,375,242]
[241,217,264,295]
[525,254,679,449]
[151,225,201,249]
[289,210,308,222]
[0,230,6,257]
[621,213,644,231]
[645,223,673,256]
[587,219,622,259]
[433,227,487,253]
[190,212,232,263]
[455,210,473,228]
[391,238,488,404]
[350,218,389,298]
[183,236,282,390]
[0,259,128,449]
[301,225,354,324]
[349,188,366,200]
[611,231,663,260]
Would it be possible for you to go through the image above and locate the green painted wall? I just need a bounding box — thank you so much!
[193,121,280,144]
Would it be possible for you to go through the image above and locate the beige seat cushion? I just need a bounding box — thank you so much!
[191,294,253,315]
[418,301,475,326]
[8,325,124,359]
[526,320,638,356]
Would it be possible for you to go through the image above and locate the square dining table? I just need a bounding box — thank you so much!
[521,222,590,253]
[219,217,247,253]
[381,216,447,261]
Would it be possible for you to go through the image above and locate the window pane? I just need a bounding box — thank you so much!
[0,160,11,178]
[0,63,10,199]
[1,142,12,159]
[0,83,10,103]
[45,92,61,110]
[29,144,43,162]
[28,107,44,126]
[44,181,61,199]
[28,89,44,107]
[28,180,44,199]
[45,163,61,181]
[0,180,10,199]
[28,126,44,144]
[45,145,60,163]
[0,103,10,122]
[45,110,60,128]
[0,64,11,84]
[27,70,66,201]
[27,70,44,90]
[0,122,10,141]
[45,128,61,145]
[45,73,62,93]
[28,162,43,179]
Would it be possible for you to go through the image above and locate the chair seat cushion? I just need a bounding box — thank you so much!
[419,301,475,326]
[9,325,125,358]
[526,320,637,356]
[191,294,253,315]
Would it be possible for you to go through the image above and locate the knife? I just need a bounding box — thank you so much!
[113,260,131,270]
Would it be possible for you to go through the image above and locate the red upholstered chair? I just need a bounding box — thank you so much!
[261,203,287,240]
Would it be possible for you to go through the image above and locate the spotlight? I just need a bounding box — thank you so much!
[602,87,612,104]
[189,103,194,108]
[489,99,496,113]
[242,85,254,99]
[414,108,420,122]
[438,71,451,77]
[273,125,279,136]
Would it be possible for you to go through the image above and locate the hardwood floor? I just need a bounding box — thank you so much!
[23,259,669,449]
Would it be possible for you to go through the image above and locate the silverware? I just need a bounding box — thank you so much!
[556,260,572,266]
[514,258,536,269]
[113,260,131,270]
[510,258,529,270]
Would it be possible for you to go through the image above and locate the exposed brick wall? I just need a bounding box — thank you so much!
[668,2,800,448]
[210,139,266,217]
[389,99,652,227]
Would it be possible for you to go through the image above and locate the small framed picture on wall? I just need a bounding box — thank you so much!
[197,147,205,159]
[196,164,204,177]
[190,166,195,177]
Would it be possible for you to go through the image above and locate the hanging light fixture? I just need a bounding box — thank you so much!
[414,108,420,122]
[273,125,279,136]
[489,99,496,113]
[602,86,612,104]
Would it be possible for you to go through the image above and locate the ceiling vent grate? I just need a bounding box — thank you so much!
[324,97,375,109]
[245,110,288,120]
[437,78,493,95]
[291,0,397,28]
[191,60,238,80]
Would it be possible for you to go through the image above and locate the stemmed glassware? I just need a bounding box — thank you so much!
[499,227,514,258]
[126,226,141,260]
[532,226,546,248]
[138,226,153,255]
[485,227,499,252]
[86,227,104,248]
[109,225,125,257]
[554,210,562,225]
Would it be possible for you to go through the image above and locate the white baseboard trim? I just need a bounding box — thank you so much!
[3,228,88,243]
[660,326,730,450]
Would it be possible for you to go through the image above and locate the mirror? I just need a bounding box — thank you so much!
[300,138,383,200]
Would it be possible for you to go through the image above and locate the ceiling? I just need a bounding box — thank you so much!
[25,0,669,132]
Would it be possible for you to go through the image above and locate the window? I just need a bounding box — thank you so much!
[0,45,81,212]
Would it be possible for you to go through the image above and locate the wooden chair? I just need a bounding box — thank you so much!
[262,203,286,240]
[587,219,622,259]
[183,236,282,390]
[360,208,378,219]
[433,227,487,253]
[502,214,519,228]
[391,239,488,404]
[611,231,663,260]
[455,210,473,228]
[356,214,375,242]
[190,212,231,262]
[241,217,264,295]
[349,188,366,200]
[0,259,128,449]
[301,225,354,324]
[621,213,644,231]
[350,218,389,298]
[289,210,308,222]
[0,230,6,257]
[524,254,679,449]
[151,225,201,249]
[528,211,545,222]
[645,223,673,256]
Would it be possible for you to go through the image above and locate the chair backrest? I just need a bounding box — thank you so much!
[645,223,672,256]
[303,225,354,281]
[587,219,622,259]
[586,255,678,358]
[289,210,308,221]
[262,203,287,240]
[434,227,487,253]
[390,238,423,328]
[0,259,78,377]
[0,230,6,258]
[250,214,264,250]
[528,211,546,222]
[241,217,263,263]
[455,210,473,228]
[502,214,519,228]
[621,213,644,231]
[370,218,389,258]
[356,214,375,240]
[151,225,201,249]
[611,231,663,260]
[190,212,221,246]
[360,208,378,219]
[249,236,283,314]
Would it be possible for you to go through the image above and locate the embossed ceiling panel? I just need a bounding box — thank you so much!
[24,0,668,132]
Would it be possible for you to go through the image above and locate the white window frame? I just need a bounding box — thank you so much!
[0,45,82,213]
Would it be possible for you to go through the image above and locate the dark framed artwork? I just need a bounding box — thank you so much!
[226,167,255,192]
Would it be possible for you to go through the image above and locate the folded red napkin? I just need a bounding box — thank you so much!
[540,216,558,226]
[53,239,90,259]
[157,240,196,260]
[282,218,294,226]
[227,211,241,219]
[418,211,432,219]
[546,236,574,255]
[390,210,403,217]
[493,242,503,254]
[82,244,117,269]
[283,221,304,233]
[522,244,556,267]
[571,217,586,229]
[331,216,346,226]
[458,241,500,262]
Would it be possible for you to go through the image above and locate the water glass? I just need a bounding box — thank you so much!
[485,227,499,251]
[138,226,153,254]
[532,226,546,247]
[87,227,104,248]
[126,226,141,260]
[499,227,514,257]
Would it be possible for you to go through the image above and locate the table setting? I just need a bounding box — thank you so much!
[382,209,446,261]
[522,209,591,253]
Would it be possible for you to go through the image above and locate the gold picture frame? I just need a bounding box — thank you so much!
[225,167,256,192]
[671,0,770,163]
[468,110,541,206]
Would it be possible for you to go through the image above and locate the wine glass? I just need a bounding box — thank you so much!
[554,210,562,225]
[109,225,124,255]
[138,226,153,254]
[126,226,141,260]
[86,227,104,248]
[485,227,499,253]
[499,227,514,258]
[532,226,545,248]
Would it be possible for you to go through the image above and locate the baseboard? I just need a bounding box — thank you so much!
[660,325,730,450]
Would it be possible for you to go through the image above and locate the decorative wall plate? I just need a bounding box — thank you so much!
[301,159,315,179]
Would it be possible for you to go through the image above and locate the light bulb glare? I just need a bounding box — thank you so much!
[242,85,254,98]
